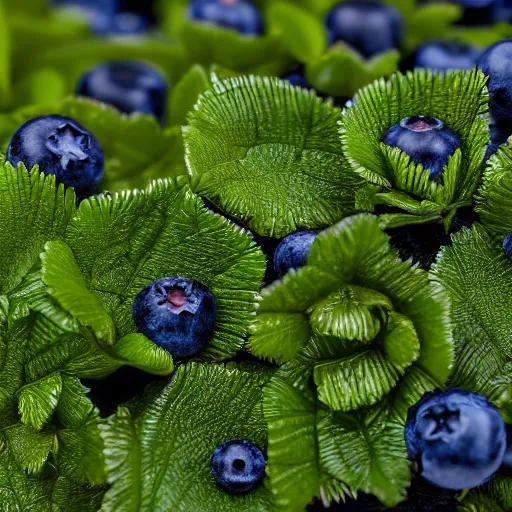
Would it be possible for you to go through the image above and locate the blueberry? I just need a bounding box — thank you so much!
[415,40,481,71]
[76,61,168,124]
[405,389,506,490]
[477,39,512,125]
[132,276,217,358]
[7,115,104,195]
[210,439,266,493]
[486,123,511,160]
[109,11,149,35]
[494,0,512,23]
[325,1,403,59]
[382,116,460,182]
[273,231,318,279]
[189,0,263,36]
[282,72,313,90]
[503,233,512,259]
[52,0,116,33]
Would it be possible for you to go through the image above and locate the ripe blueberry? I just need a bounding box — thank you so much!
[382,116,460,182]
[210,439,266,493]
[77,61,168,124]
[503,233,512,259]
[7,115,104,195]
[494,0,512,23]
[415,40,481,71]
[273,231,318,279]
[52,0,116,33]
[405,389,506,490]
[477,39,512,125]
[325,1,403,59]
[109,11,149,35]
[132,276,217,359]
[188,0,263,36]
[282,72,313,90]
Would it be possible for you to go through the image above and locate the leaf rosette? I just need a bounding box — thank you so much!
[340,69,489,230]
[249,214,453,508]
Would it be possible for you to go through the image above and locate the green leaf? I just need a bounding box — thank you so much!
[179,20,290,75]
[262,369,320,511]
[44,178,265,361]
[460,477,512,512]
[4,423,55,474]
[306,45,400,98]
[430,224,512,408]
[0,164,75,295]
[185,75,362,237]
[11,68,67,109]
[317,408,410,507]
[0,0,11,102]
[42,240,115,345]
[267,2,326,62]
[1,98,187,193]
[477,143,512,237]
[168,64,211,127]
[340,69,489,227]
[18,372,62,430]
[100,363,271,511]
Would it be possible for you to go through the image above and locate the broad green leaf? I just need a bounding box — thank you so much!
[340,69,488,225]
[477,143,512,237]
[44,178,265,361]
[431,224,512,408]
[184,75,362,238]
[18,372,62,430]
[1,98,187,193]
[42,240,115,345]
[100,363,271,511]
[0,164,75,295]
[168,64,211,127]
[306,45,400,98]
[317,409,410,507]
[267,2,326,62]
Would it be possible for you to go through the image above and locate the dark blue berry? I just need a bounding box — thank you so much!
[273,231,317,279]
[282,72,313,90]
[503,233,512,259]
[415,40,481,71]
[494,0,512,23]
[477,39,512,125]
[52,0,116,33]
[325,1,403,59]
[109,11,149,35]
[76,61,168,124]
[486,123,510,160]
[210,439,266,493]
[189,0,263,36]
[132,276,217,359]
[405,389,506,490]
[382,116,461,182]
[7,115,104,195]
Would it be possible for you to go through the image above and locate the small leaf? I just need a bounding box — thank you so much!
[317,409,410,507]
[267,2,326,62]
[184,75,361,237]
[100,363,271,511]
[382,312,420,371]
[168,64,210,127]
[112,333,173,376]
[18,372,62,430]
[4,423,55,474]
[42,240,115,345]
[306,45,400,98]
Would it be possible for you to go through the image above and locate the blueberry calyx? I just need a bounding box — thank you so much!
[210,439,266,494]
[400,116,444,133]
[46,123,90,170]
[132,276,217,358]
